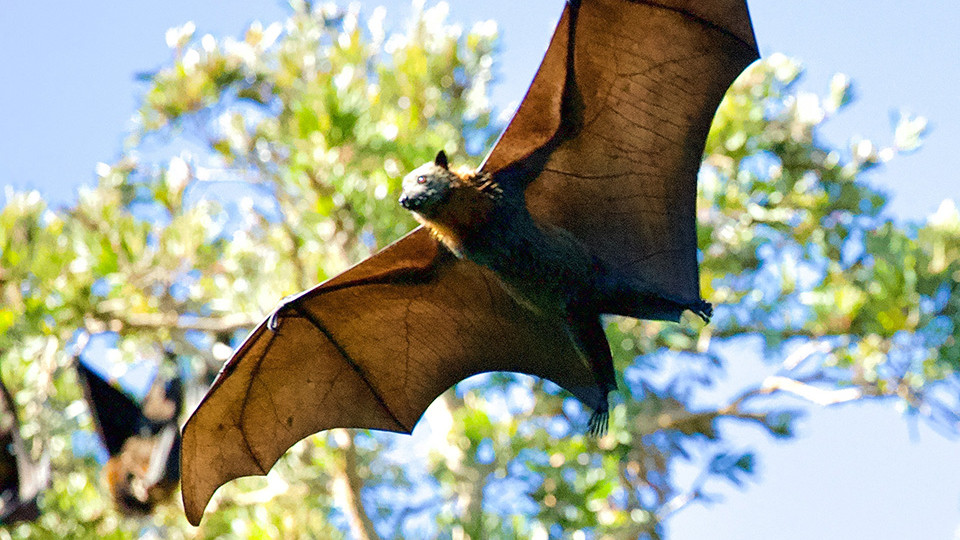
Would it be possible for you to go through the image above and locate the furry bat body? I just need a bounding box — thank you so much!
[0,378,48,525]
[401,151,659,435]
[75,358,182,515]
[181,0,759,525]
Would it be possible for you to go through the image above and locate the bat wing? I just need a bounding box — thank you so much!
[183,0,760,523]
[77,357,182,515]
[141,373,183,493]
[481,0,759,320]
[0,379,48,524]
[181,227,604,525]
[75,359,144,456]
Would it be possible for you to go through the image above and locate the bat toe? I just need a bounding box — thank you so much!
[587,406,609,438]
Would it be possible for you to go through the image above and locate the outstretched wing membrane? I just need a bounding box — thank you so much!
[182,228,602,525]
[181,0,760,524]
[483,0,758,315]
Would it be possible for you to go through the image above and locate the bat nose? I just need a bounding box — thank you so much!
[399,194,418,210]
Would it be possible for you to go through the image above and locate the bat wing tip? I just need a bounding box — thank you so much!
[181,480,209,526]
[183,477,225,526]
[185,509,203,527]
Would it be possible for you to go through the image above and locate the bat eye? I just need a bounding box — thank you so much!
[417,176,427,185]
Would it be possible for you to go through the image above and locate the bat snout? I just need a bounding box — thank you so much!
[399,193,422,211]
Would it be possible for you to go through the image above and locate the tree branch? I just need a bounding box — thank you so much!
[330,429,381,540]
[86,310,259,333]
[757,376,863,406]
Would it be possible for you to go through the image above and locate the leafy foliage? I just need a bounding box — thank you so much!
[0,2,956,539]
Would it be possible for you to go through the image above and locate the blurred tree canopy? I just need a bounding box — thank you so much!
[1,1,956,539]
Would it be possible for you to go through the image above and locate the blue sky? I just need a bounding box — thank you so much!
[2,1,958,537]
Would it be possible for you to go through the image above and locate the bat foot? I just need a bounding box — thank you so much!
[587,407,608,438]
[689,300,713,323]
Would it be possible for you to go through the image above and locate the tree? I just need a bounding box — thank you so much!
[0,2,955,538]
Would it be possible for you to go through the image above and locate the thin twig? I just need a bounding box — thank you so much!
[330,429,382,540]
[87,310,259,333]
[759,376,862,406]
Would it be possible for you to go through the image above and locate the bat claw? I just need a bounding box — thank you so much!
[587,407,608,438]
[267,310,282,331]
[268,295,299,331]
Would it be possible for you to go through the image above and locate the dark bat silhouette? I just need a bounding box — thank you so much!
[75,357,182,516]
[0,376,49,525]
[181,0,758,525]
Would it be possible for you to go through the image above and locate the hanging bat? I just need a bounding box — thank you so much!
[75,356,183,516]
[0,376,48,525]
[181,0,759,525]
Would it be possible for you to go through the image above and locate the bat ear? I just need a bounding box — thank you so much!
[434,150,449,170]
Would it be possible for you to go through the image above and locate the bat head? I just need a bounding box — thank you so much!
[103,433,179,516]
[399,150,455,219]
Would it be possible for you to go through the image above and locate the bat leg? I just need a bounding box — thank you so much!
[566,311,615,437]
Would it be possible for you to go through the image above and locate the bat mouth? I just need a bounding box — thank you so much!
[398,193,420,210]
[399,193,438,215]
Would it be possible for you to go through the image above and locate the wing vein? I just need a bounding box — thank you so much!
[292,304,408,432]
[237,330,276,474]
[628,0,757,54]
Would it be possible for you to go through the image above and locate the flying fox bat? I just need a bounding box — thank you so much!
[181,0,759,525]
[75,357,182,516]
[0,376,49,525]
